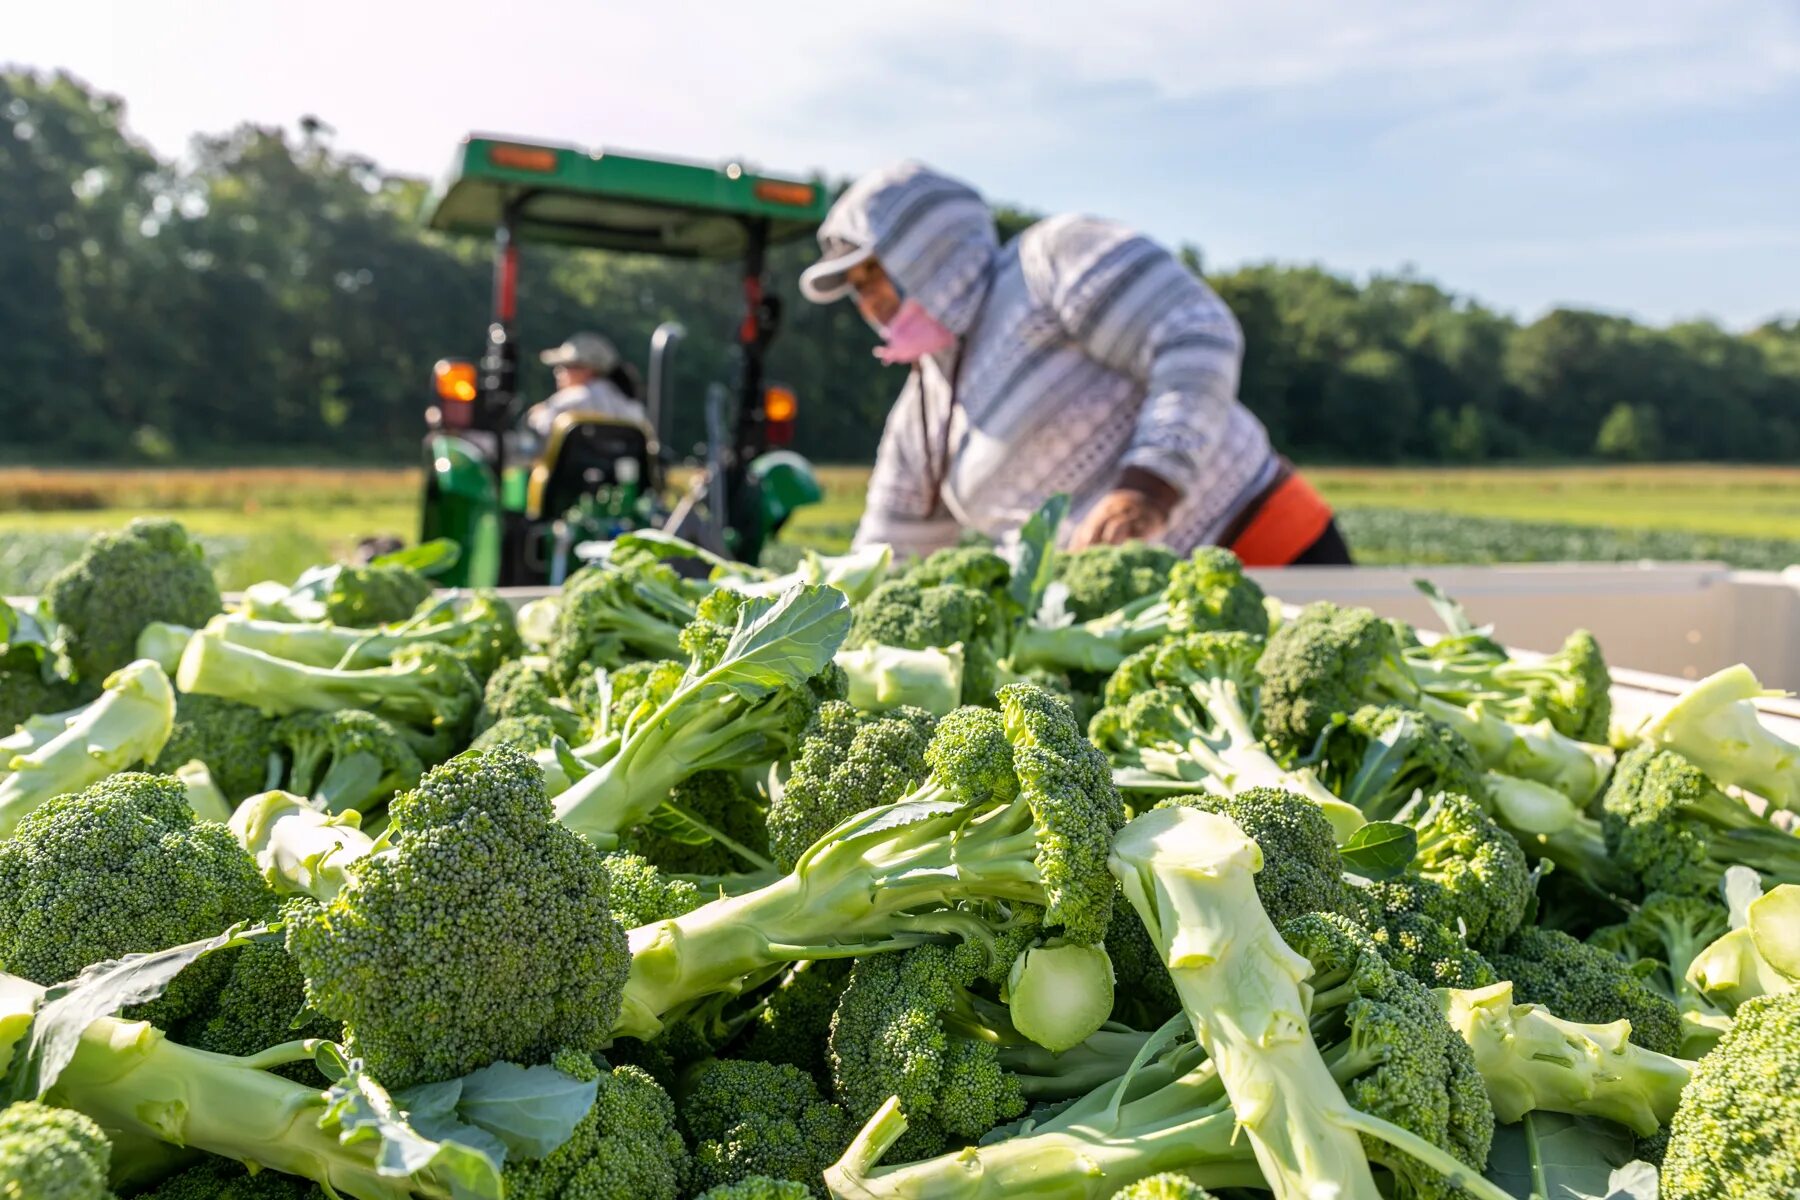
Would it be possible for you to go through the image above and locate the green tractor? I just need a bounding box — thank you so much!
[417,135,831,586]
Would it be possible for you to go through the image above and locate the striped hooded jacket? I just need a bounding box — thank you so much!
[816,161,1280,559]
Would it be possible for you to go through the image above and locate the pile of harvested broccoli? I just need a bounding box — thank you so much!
[1,507,1797,1199]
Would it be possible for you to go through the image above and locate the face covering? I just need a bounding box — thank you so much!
[874,299,957,365]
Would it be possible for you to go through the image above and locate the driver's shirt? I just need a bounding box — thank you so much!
[524,380,651,440]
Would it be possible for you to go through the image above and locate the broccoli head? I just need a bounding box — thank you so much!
[0,771,272,1024]
[767,701,935,871]
[321,562,432,628]
[265,708,422,816]
[1660,988,1800,1200]
[693,1179,814,1200]
[1318,705,1489,822]
[1051,542,1179,623]
[679,1057,852,1197]
[0,669,80,739]
[847,578,1004,704]
[1110,1176,1217,1200]
[597,850,704,927]
[285,745,630,1087]
[476,657,580,740]
[1590,890,1733,1056]
[732,959,851,1080]
[547,561,703,689]
[1491,926,1683,1056]
[1162,545,1269,636]
[152,692,280,801]
[1256,601,1417,756]
[469,712,565,755]
[1366,791,1531,952]
[0,1101,112,1200]
[502,1050,688,1200]
[44,518,221,684]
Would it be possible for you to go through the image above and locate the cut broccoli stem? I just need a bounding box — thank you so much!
[1419,694,1611,801]
[228,790,377,902]
[1645,664,1800,811]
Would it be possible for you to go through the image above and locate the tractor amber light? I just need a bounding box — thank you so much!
[488,144,559,172]
[764,385,798,423]
[434,359,479,403]
[753,179,817,207]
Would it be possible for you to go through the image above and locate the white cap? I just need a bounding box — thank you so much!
[539,331,620,372]
[799,238,874,303]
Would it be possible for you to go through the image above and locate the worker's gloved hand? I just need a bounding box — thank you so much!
[1069,468,1179,549]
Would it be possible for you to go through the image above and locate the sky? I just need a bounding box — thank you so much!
[9,1,1799,328]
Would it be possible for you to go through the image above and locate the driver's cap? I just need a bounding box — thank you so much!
[540,331,619,372]
[799,238,874,303]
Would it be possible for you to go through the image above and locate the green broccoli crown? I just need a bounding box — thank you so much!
[679,1057,852,1197]
[285,745,630,1087]
[504,1057,689,1200]
[734,959,852,1079]
[1321,704,1489,821]
[44,518,221,685]
[469,711,563,754]
[1109,1174,1217,1200]
[130,1155,326,1198]
[1492,926,1684,1056]
[693,1178,814,1200]
[597,850,704,928]
[476,657,579,740]
[0,1101,112,1200]
[153,691,280,800]
[997,683,1127,944]
[1162,545,1268,635]
[679,587,754,667]
[322,562,433,628]
[1376,791,1531,951]
[1089,686,1207,764]
[848,579,1004,704]
[0,771,271,1022]
[1052,541,1179,622]
[626,769,771,878]
[1602,742,1800,897]
[0,669,81,739]
[269,707,423,816]
[177,933,341,1067]
[769,701,936,871]
[1661,988,1800,1199]
[1539,629,1612,742]
[1257,602,1414,754]
[1590,890,1732,1052]
[1281,912,1495,1198]
[1154,787,1363,928]
[1145,630,1267,706]
[922,704,1019,804]
[548,562,698,688]
[904,545,1013,598]
[829,940,1028,1155]
[1368,907,1499,991]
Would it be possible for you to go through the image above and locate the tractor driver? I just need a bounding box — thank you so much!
[799,161,1353,566]
[523,331,652,450]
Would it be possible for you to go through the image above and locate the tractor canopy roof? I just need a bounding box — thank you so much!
[425,135,830,258]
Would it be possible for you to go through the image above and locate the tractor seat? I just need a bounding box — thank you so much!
[527,412,652,521]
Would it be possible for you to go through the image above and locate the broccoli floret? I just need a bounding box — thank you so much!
[767,702,935,871]
[469,712,564,754]
[1154,786,1365,928]
[547,562,705,690]
[679,1058,851,1197]
[152,692,279,801]
[693,1179,814,1200]
[502,1051,688,1200]
[265,708,422,816]
[1643,663,1800,813]
[834,810,1506,1200]
[627,769,772,876]
[1259,602,1609,801]
[0,668,81,738]
[0,1101,111,1200]
[1405,620,1612,744]
[1439,981,1693,1137]
[285,745,630,1087]
[1661,988,1800,1199]
[613,684,1124,1041]
[0,772,272,1024]
[43,518,221,684]
[1602,742,1800,898]
[553,585,850,849]
[732,959,850,1080]
[597,850,703,927]
[476,656,580,740]
[847,579,1004,704]
[177,925,341,1082]
[1052,541,1179,623]
[0,658,176,837]
[1369,908,1499,991]
[321,562,432,628]
[1110,1175,1217,1200]
[1491,926,1683,1056]
[904,545,1014,598]
[130,1155,326,1198]
[1317,704,1488,822]
[1591,890,1734,1056]
[1367,791,1530,952]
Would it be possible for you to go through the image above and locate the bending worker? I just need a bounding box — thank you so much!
[799,162,1351,565]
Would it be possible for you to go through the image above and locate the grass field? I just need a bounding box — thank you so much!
[2,463,1796,593]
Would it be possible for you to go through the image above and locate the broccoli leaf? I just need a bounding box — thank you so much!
[1008,493,1071,622]
[396,1059,598,1162]
[1339,820,1418,881]
[1483,1112,1644,1200]
[317,1047,506,1200]
[371,538,461,577]
[698,584,850,693]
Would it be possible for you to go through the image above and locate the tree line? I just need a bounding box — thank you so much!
[2,68,1796,468]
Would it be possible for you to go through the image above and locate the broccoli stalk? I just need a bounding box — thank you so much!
[613,685,1124,1041]
[206,590,517,676]
[265,709,422,816]
[1438,981,1693,1136]
[1685,882,1800,1013]
[1643,663,1800,812]
[228,790,377,903]
[0,659,176,838]
[553,585,850,848]
[0,976,486,1199]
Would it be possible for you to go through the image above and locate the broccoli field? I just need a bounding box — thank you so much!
[2,510,1798,1199]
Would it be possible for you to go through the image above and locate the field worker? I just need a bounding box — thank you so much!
[800,162,1352,565]
[525,331,651,443]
